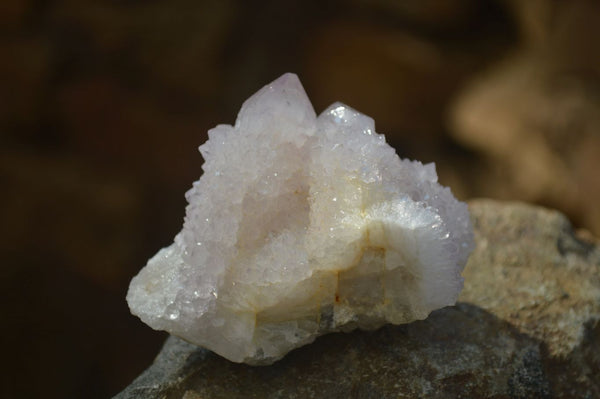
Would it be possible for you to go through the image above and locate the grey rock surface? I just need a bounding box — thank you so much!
[115,199,600,399]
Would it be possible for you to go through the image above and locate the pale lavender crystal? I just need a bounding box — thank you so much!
[127,73,474,364]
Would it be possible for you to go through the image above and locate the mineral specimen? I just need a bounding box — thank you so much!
[127,73,474,365]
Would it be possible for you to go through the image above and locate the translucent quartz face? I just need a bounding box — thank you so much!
[127,73,474,365]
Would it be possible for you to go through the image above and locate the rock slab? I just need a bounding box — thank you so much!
[115,199,600,398]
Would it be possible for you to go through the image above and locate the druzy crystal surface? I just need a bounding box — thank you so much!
[127,73,474,365]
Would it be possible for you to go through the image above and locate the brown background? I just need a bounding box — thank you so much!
[2,0,599,398]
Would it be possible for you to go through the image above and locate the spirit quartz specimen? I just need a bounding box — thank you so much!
[127,73,474,365]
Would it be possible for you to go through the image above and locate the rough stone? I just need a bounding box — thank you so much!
[115,199,600,399]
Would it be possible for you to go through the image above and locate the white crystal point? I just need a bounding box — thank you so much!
[127,73,475,365]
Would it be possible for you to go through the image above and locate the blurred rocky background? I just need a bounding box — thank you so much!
[1,0,598,398]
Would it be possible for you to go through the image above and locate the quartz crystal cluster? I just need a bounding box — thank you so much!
[127,73,474,365]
